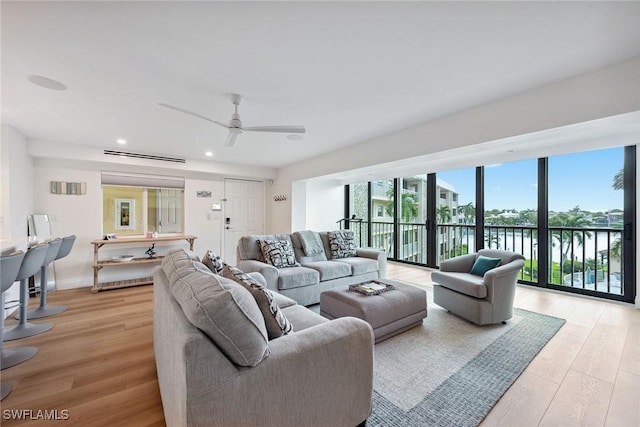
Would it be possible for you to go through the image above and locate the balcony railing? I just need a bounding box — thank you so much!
[358,221,623,296]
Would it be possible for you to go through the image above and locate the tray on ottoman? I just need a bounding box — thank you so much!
[320,279,427,343]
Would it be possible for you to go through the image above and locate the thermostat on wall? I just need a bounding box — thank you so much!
[211,204,222,211]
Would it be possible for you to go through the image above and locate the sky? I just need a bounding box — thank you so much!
[438,146,625,213]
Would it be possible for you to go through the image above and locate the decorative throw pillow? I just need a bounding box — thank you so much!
[222,263,294,340]
[470,256,502,276]
[327,230,357,259]
[201,250,224,275]
[258,239,300,269]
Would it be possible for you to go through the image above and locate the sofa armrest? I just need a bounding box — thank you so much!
[439,253,476,272]
[237,259,279,291]
[483,259,525,302]
[243,317,373,426]
[356,247,387,278]
[186,317,374,427]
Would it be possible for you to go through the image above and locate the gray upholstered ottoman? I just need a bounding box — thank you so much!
[320,279,427,343]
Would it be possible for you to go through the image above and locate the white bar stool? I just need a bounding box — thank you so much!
[1,251,32,400]
[18,238,64,319]
[3,244,53,341]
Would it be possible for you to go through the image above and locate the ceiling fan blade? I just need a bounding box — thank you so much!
[158,103,228,129]
[225,131,241,147]
[243,125,306,134]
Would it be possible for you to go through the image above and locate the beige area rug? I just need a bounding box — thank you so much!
[367,286,565,427]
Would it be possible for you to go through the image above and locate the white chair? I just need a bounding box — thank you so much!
[1,251,34,400]
[3,244,53,341]
[19,238,65,319]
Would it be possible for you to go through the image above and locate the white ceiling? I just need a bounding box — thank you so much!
[2,1,640,169]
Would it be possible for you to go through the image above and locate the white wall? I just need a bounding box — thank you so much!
[305,180,345,231]
[33,165,102,289]
[1,124,34,317]
[273,59,640,190]
[184,178,225,257]
[1,124,34,239]
[269,59,640,306]
[287,179,344,232]
[28,155,272,289]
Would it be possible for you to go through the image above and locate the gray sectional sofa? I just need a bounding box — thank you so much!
[236,231,387,306]
[154,249,374,427]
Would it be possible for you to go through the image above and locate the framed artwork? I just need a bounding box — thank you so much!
[115,199,136,230]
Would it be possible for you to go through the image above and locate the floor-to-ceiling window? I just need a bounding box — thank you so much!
[346,145,635,303]
[348,182,369,248]
[436,168,476,266]
[484,159,538,283]
[371,179,395,256]
[547,147,625,296]
[397,175,427,263]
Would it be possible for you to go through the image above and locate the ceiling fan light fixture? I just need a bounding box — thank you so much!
[205,151,213,157]
[287,134,303,141]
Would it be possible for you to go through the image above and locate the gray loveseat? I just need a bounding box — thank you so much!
[431,249,525,325]
[154,249,374,427]
[236,231,387,306]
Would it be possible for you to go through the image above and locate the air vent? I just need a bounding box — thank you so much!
[104,150,186,163]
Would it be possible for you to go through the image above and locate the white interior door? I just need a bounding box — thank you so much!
[223,179,265,264]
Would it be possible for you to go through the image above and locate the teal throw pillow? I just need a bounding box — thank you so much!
[470,256,502,276]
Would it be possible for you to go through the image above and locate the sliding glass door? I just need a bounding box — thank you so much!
[346,145,636,303]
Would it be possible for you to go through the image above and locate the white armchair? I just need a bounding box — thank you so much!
[431,249,525,325]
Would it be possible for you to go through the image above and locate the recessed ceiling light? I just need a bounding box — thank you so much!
[287,134,303,141]
[27,75,67,91]
[205,151,213,157]
[117,139,127,145]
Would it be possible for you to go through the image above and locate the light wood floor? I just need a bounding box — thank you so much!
[1,262,638,426]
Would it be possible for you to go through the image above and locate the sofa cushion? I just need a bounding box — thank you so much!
[334,257,378,276]
[470,255,502,276]
[193,260,215,274]
[277,266,320,290]
[202,249,224,274]
[271,291,297,309]
[291,232,328,264]
[222,264,293,340]
[302,261,352,281]
[259,239,301,268]
[327,230,357,258]
[432,271,487,298]
[163,250,270,367]
[281,304,329,331]
[237,234,293,262]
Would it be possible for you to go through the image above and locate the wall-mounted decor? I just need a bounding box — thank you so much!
[115,199,136,230]
[273,195,287,202]
[50,181,86,195]
[197,191,212,197]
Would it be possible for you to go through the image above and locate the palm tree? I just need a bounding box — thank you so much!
[436,204,452,223]
[612,168,623,190]
[462,202,475,224]
[610,238,621,261]
[549,210,593,271]
[385,189,419,223]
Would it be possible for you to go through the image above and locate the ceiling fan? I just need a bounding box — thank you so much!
[158,94,305,147]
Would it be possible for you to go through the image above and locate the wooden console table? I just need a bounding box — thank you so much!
[91,235,196,293]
